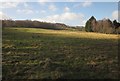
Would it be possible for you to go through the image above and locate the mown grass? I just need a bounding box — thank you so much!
[2,27,119,79]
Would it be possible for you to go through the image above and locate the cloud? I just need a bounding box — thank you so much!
[82,1,92,7]
[38,0,49,5]
[82,0,92,7]
[74,0,92,8]
[0,12,11,20]
[17,9,34,14]
[1,2,30,9]
[66,0,76,2]
[38,0,48,1]
[23,2,29,8]
[1,2,20,8]
[49,4,57,11]
[64,7,70,12]
[35,11,39,14]
[40,10,46,13]
[32,12,85,26]
[112,10,119,20]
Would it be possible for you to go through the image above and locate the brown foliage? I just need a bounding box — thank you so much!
[85,16,120,34]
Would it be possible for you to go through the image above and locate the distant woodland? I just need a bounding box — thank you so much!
[85,16,120,34]
[1,20,84,31]
[1,16,120,34]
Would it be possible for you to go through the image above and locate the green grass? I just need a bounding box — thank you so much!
[2,27,119,79]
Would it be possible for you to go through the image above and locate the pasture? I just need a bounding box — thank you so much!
[2,27,119,79]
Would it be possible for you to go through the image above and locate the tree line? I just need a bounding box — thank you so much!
[1,20,85,31]
[85,16,120,34]
[2,17,119,34]
[1,20,70,30]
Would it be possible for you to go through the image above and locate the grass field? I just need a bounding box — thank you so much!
[2,27,119,79]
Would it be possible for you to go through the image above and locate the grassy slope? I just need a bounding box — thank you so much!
[2,27,119,79]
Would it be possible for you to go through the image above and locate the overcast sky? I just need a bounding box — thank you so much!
[0,1,118,26]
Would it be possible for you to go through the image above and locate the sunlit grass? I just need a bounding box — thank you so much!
[10,27,118,40]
